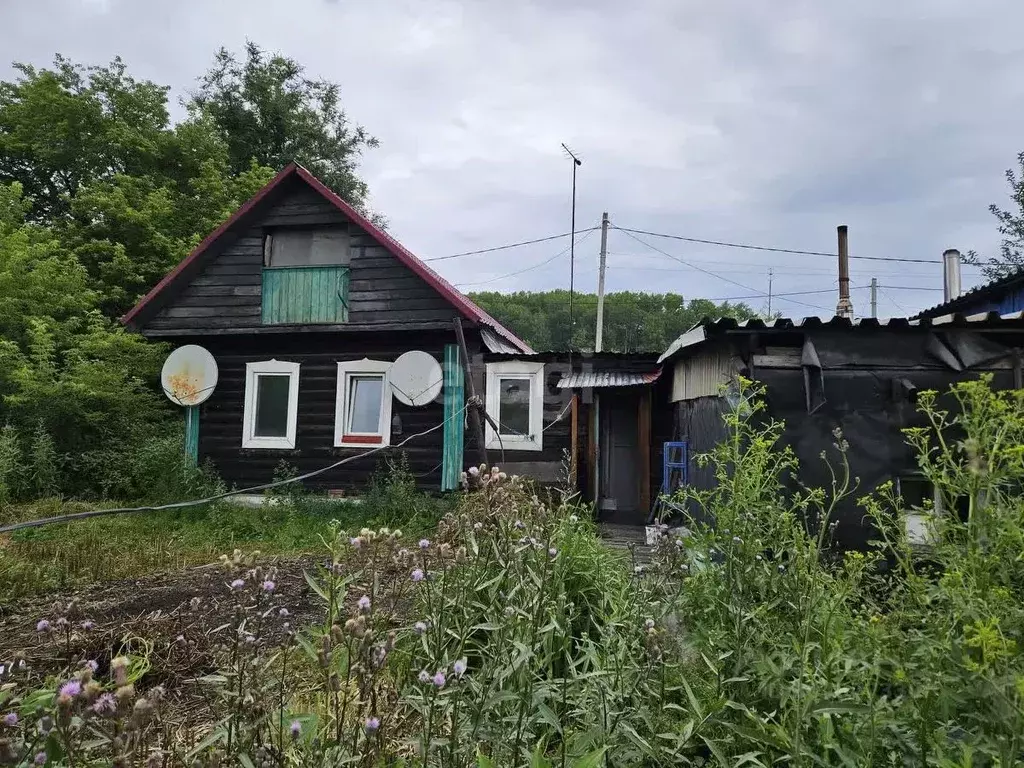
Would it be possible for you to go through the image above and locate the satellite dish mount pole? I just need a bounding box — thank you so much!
[184,405,199,467]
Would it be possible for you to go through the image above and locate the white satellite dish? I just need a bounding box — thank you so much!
[161,345,219,407]
[390,350,443,407]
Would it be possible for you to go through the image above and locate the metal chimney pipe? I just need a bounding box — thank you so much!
[943,248,962,302]
[836,225,853,318]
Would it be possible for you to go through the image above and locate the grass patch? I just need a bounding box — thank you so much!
[0,459,456,602]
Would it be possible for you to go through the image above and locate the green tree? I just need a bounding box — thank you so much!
[967,151,1024,280]
[187,41,379,212]
[470,290,756,352]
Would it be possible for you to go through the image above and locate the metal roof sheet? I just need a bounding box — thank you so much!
[556,370,661,389]
[659,310,1024,362]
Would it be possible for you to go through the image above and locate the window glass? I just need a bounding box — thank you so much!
[498,377,532,435]
[267,229,350,266]
[254,374,291,437]
[347,375,384,434]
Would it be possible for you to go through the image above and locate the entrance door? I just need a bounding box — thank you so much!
[599,391,640,522]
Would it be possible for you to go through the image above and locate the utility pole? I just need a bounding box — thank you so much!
[767,267,773,317]
[561,143,582,352]
[870,277,878,318]
[595,212,609,352]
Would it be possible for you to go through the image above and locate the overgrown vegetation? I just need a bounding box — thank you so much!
[3,378,1024,765]
[0,459,453,603]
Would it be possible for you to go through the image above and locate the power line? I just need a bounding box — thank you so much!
[617,228,833,313]
[612,225,942,265]
[878,286,907,314]
[456,230,597,288]
[423,228,600,262]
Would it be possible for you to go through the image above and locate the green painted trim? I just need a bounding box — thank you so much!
[441,344,465,491]
[184,405,200,466]
[262,265,350,324]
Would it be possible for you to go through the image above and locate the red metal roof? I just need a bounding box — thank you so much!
[121,163,534,353]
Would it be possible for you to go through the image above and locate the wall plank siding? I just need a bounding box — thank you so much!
[188,330,472,492]
[142,176,458,335]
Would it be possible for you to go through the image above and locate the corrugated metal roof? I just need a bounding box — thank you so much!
[556,370,661,389]
[660,310,1024,362]
[915,271,1024,319]
[480,326,526,354]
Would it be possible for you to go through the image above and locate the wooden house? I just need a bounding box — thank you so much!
[658,313,1024,548]
[121,163,562,493]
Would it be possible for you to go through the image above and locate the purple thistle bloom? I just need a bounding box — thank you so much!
[418,538,430,550]
[36,619,51,633]
[34,752,46,766]
[365,716,380,733]
[92,693,116,715]
[290,720,302,740]
[59,679,81,698]
[357,595,371,612]
[80,620,95,631]
[3,712,18,726]
[84,660,98,673]
[418,670,430,684]
[262,580,275,593]
[432,670,447,688]
[453,658,467,677]
[349,537,362,549]
[230,579,245,591]
[414,621,427,635]
[411,568,425,582]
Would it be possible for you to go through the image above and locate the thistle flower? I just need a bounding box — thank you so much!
[349,537,363,549]
[365,716,380,733]
[468,466,479,477]
[279,607,290,617]
[414,621,427,635]
[36,619,51,633]
[59,679,82,698]
[230,579,245,591]
[357,595,371,612]
[34,752,46,766]
[453,658,467,677]
[80,620,95,631]
[92,693,117,715]
[418,670,431,684]
[55,617,69,629]
[3,712,18,726]
[411,568,425,582]
[262,580,275,593]
[418,538,430,549]
[432,670,447,688]
[548,547,557,558]
[111,656,129,687]
[290,720,302,740]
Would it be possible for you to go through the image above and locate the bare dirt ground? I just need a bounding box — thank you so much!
[0,556,326,728]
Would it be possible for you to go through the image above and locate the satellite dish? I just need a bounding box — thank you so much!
[390,351,443,407]
[161,345,219,407]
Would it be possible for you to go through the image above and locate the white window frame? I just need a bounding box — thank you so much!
[335,359,393,447]
[485,361,544,452]
[242,360,300,449]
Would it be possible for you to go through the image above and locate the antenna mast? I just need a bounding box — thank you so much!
[561,143,582,351]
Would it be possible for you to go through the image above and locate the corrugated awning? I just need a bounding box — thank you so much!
[556,370,661,389]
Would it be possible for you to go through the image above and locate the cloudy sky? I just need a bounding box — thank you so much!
[4,0,1022,317]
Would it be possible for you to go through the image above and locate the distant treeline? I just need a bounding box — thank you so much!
[469,290,757,352]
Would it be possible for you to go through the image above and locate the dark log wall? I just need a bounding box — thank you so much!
[142,176,457,334]
[468,356,575,486]
[185,329,472,492]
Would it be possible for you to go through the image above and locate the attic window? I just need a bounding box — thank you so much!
[263,228,351,267]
